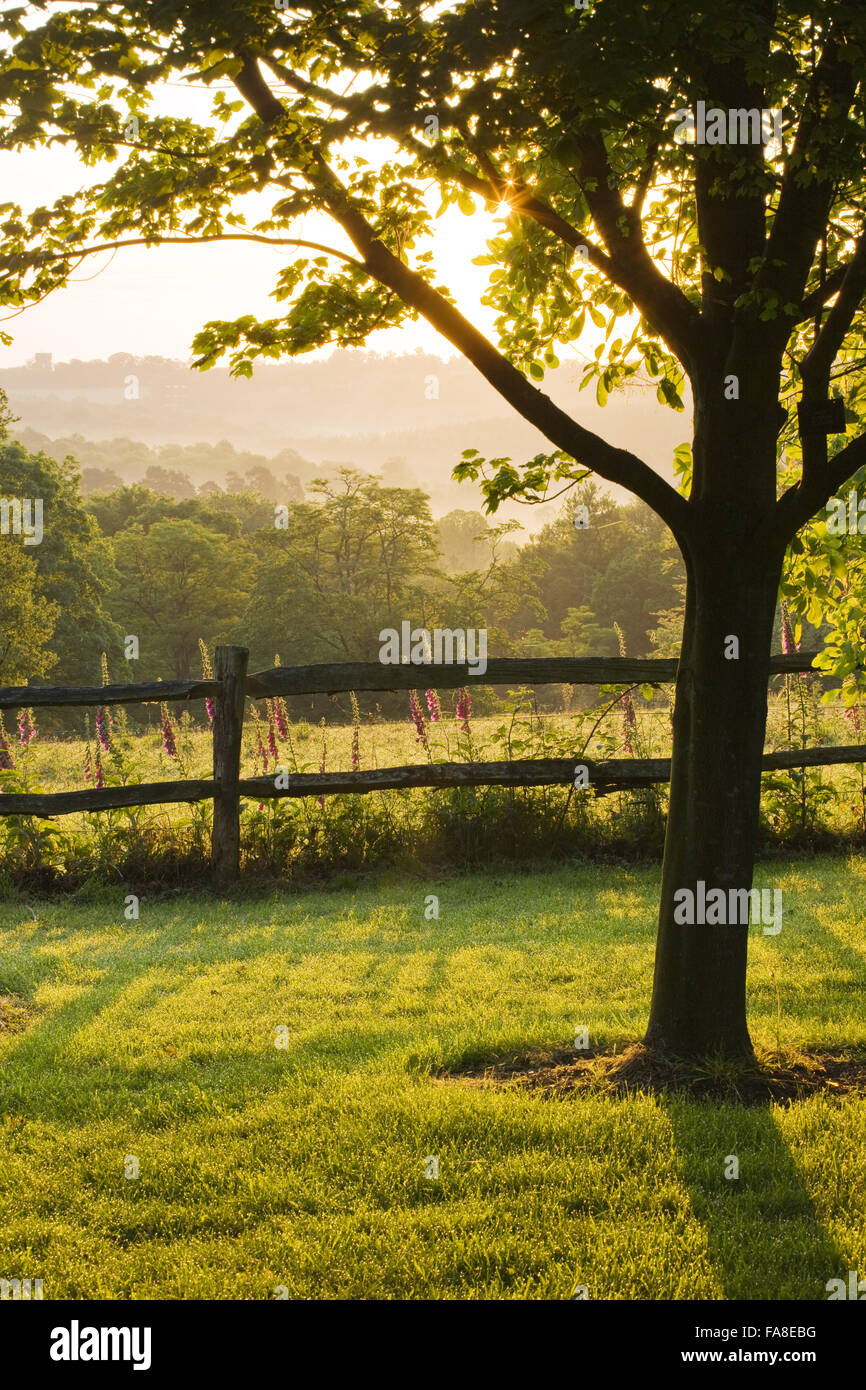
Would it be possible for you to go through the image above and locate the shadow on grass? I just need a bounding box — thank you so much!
[662,1096,845,1300]
[750,909,866,1040]
[664,910,862,1299]
[0,926,454,1126]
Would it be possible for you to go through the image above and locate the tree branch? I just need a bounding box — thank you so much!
[405,130,702,375]
[0,232,364,283]
[631,140,660,217]
[781,227,866,511]
[776,429,866,540]
[258,56,700,375]
[573,132,703,375]
[758,33,857,348]
[260,56,359,115]
[800,229,866,390]
[797,262,849,322]
[401,130,614,277]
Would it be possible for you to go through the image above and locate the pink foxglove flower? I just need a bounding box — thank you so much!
[620,689,636,756]
[96,652,114,748]
[199,640,215,723]
[96,705,111,751]
[456,687,471,733]
[409,689,426,743]
[160,703,178,759]
[272,655,290,738]
[350,691,361,771]
[612,623,636,754]
[256,730,269,775]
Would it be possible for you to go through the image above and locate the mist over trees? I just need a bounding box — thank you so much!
[95,468,686,682]
[0,437,116,684]
[15,426,309,500]
[3,350,686,517]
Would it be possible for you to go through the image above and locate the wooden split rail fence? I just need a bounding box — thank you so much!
[0,645,863,883]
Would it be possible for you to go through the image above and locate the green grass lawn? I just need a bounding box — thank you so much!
[1,858,864,1300]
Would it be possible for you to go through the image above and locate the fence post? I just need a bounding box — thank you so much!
[211,645,248,884]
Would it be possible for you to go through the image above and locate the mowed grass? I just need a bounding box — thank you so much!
[0,858,864,1300]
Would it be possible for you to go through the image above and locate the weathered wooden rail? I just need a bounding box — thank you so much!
[0,645,861,883]
[0,650,818,709]
[0,678,220,709]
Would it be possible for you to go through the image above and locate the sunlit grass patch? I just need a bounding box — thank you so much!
[0,860,863,1299]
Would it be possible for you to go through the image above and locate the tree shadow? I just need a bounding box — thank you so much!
[665,902,863,1298]
[0,926,454,1126]
[663,1093,848,1300]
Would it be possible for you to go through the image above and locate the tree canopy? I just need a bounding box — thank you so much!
[2,0,865,544]
[0,422,118,683]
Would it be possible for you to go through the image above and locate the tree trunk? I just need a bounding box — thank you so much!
[645,528,784,1059]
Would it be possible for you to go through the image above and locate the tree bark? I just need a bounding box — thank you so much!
[645,524,784,1058]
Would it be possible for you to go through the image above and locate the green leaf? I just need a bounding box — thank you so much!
[657,378,685,410]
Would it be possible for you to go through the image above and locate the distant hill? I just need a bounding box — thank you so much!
[2,348,689,521]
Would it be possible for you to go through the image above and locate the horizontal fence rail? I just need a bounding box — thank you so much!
[245,651,819,698]
[0,651,821,709]
[0,645,857,882]
[2,745,864,819]
[0,678,220,710]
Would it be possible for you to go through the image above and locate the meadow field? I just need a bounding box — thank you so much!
[1,860,864,1299]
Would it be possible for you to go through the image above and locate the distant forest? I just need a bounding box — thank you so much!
[17,427,315,499]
